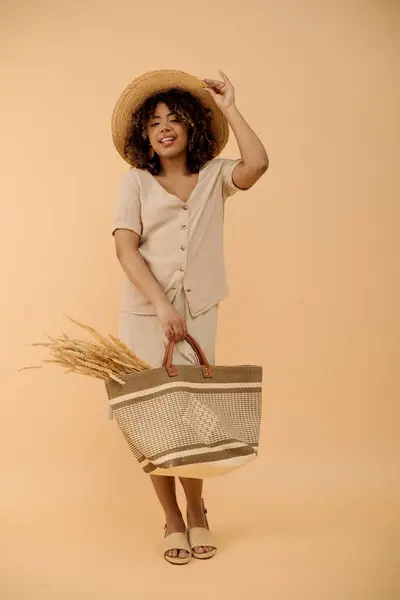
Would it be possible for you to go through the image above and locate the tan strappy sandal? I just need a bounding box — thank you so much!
[187,500,217,560]
[163,525,192,565]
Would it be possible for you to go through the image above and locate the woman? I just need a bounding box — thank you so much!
[111,69,268,565]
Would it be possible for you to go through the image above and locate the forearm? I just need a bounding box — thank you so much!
[223,104,269,170]
[117,248,169,311]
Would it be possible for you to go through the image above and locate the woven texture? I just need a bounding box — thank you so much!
[163,532,191,555]
[188,527,216,550]
[111,70,229,166]
[105,363,262,478]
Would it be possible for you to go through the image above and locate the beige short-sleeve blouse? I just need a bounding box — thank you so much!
[112,157,243,317]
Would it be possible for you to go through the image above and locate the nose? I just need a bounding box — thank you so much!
[160,122,171,133]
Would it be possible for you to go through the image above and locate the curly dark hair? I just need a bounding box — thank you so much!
[124,89,218,175]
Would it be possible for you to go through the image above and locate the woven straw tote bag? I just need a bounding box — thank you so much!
[105,334,263,478]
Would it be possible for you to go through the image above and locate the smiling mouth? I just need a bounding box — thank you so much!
[159,137,176,147]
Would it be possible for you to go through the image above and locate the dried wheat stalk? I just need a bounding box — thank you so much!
[18,315,151,384]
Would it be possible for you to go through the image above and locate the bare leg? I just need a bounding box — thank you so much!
[179,477,214,555]
[151,475,189,560]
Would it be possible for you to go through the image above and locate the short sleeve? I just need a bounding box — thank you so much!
[111,169,142,237]
[220,158,244,199]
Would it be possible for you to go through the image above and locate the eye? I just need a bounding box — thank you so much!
[150,121,160,128]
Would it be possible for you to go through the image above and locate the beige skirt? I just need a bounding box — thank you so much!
[106,286,219,419]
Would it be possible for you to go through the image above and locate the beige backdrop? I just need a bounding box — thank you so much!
[1,1,399,598]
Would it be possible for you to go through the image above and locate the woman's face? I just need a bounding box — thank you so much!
[146,102,189,159]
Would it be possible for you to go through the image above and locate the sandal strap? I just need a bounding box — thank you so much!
[188,527,216,550]
[163,532,191,555]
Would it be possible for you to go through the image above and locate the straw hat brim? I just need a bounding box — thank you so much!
[111,70,229,166]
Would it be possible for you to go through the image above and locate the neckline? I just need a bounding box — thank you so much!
[146,159,213,204]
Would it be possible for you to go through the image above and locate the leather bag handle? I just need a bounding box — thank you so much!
[162,333,213,378]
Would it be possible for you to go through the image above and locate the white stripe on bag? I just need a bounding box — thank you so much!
[110,380,262,406]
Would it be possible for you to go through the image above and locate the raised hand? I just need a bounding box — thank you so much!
[202,70,235,111]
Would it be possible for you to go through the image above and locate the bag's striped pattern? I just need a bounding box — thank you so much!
[105,364,262,478]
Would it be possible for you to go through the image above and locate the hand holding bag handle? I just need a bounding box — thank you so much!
[162,333,213,379]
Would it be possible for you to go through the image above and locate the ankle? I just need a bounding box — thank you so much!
[165,510,184,525]
[187,499,204,513]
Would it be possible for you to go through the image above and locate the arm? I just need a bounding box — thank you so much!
[203,71,269,190]
[223,104,269,189]
[114,229,187,341]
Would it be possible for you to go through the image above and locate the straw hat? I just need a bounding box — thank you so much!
[111,69,229,166]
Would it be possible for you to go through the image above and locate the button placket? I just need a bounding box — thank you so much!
[179,204,189,277]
